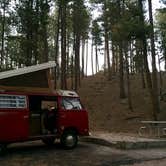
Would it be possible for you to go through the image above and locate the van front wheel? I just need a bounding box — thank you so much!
[60,130,78,149]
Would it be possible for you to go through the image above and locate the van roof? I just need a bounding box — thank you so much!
[56,90,79,97]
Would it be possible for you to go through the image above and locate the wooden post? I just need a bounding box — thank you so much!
[46,68,55,92]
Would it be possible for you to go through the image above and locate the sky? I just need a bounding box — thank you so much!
[153,0,163,9]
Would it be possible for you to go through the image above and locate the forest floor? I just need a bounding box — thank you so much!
[78,72,166,134]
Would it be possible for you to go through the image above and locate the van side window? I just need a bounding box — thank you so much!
[0,94,27,109]
[61,97,82,110]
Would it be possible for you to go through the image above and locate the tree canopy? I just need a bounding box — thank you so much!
[0,0,165,120]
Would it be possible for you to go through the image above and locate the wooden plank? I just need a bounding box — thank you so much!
[0,85,53,93]
[141,121,166,124]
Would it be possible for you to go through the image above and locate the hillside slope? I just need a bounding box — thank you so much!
[78,72,164,133]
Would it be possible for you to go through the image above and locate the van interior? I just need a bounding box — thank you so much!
[28,95,57,136]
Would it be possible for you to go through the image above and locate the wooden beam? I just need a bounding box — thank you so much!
[0,85,52,93]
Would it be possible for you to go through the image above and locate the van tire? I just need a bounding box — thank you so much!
[60,130,78,149]
[0,144,7,155]
[42,137,55,146]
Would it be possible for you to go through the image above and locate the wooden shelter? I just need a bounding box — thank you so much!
[0,61,56,93]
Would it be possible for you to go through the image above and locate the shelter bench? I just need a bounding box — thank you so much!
[139,121,166,138]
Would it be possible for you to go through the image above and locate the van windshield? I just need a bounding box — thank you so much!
[61,97,82,110]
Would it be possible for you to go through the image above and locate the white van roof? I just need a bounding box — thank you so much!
[56,90,79,97]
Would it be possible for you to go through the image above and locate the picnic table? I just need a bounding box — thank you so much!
[139,121,166,138]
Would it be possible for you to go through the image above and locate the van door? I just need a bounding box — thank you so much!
[28,96,42,136]
[0,94,29,142]
[28,95,58,136]
[58,97,89,135]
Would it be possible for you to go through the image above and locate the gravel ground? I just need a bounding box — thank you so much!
[1,141,166,166]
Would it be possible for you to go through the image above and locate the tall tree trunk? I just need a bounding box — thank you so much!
[125,42,133,111]
[95,45,99,73]
[72,1,82,90]
[1,2,6,70]
[130,41,134,74]
[104,0,111,80]
[55,3,61,62]
[66,32,70,78]
[82,39,85,78]
[43,27,49,62]
[40,0,49,63]
[115,44,119,73]
[33,0,39,65]
[138,0,157,120]
[112,41,116,75]
[71,40,75,90]
[91,39,94,75]
[119,42,126,98]
[104,41,107,75]
[74,34,80,90]
[55,3,61,88]
[78,46,81,87]
[140,51,146,89]
[61,1,67,89]
[25,34,32,66]
[30,0,34,65]
[71,52,74,90]
[148,0,160,115]
[105,32,111,80]
[117,0,125,98]
[164,45,166,70]
[135,40,145,88]
[158,52,163,95]
[85,39,88,76]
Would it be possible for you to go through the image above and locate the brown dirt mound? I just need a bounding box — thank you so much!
[78,72,158,134]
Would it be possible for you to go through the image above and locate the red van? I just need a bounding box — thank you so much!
[0,90,89,153]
